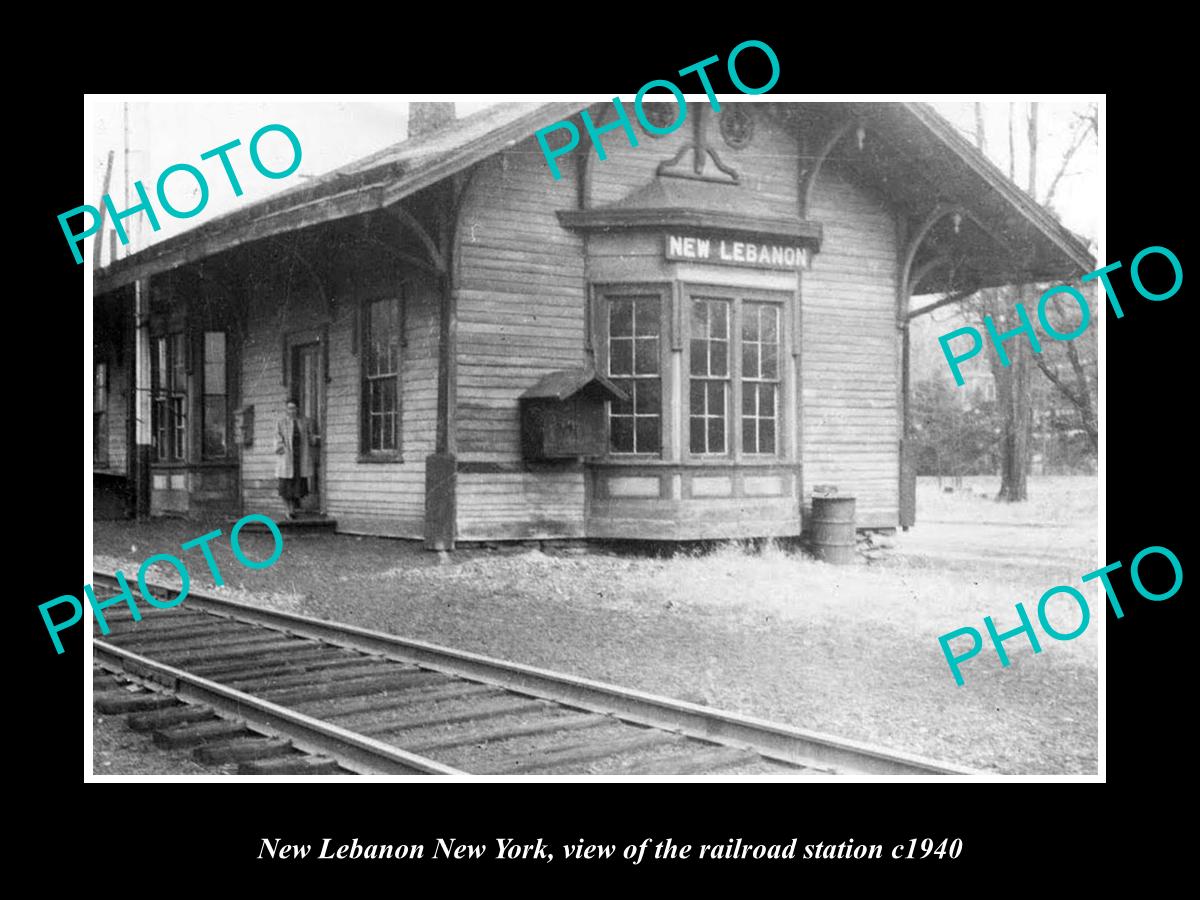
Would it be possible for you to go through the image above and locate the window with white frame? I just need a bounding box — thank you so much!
[361,296,402,455]
[153,332,187,462]
[606,295,662,455]
[685,291,784,459]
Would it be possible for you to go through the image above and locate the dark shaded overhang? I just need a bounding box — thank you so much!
[94,101,591,296]
[801,102,1097,295]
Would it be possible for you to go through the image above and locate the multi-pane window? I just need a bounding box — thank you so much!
[94,361,108,466]
[689,298,730,454]
[202,331,228,458]
[607,296,661,454]
[741,302,780,454]
[153,333,187,462]
[362,297,401,453]
[684,295,783,458]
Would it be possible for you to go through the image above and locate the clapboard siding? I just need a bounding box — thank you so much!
[453,141,589,538]
[802,163,900,524]
[104,362,129,475]
[456,472,586,541]
[239,259,438,536]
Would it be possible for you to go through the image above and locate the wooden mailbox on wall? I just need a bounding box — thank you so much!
[519,368,627,461]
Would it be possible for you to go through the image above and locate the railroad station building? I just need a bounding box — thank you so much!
[92,101,1093,549]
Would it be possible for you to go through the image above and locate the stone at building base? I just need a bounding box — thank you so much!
[425,453,457,551]
[857,527,898,562]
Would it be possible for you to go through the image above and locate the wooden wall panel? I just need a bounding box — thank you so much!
[801,163,901,526]
[106,362,129,475]
[238,258,439,537]
[453,141,590,538]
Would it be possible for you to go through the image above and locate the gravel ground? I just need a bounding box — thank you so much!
[93,710,230,776]
[91,475,1098,775]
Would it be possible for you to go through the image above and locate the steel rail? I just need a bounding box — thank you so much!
[94,639,466,776]
[93,571,983,776]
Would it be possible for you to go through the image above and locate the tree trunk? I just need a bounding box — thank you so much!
[976,103,1035,503]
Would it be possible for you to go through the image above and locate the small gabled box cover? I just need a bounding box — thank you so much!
[519,368,627,404]
[520,368,627,460]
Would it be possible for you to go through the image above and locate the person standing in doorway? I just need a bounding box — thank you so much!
[275,398,319,516]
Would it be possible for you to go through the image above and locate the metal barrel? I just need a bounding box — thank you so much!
[809,495,857,564]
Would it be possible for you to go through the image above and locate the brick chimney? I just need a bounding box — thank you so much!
[408,102,456,140]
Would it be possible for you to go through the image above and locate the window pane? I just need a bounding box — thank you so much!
[761,383,776,413]
[610,299,633,337]
[634,338,658,375]
[171,334,186,391]
[707,381,725,413]
[742,306,761,342]
[710,341,727,377]
[204,332,226,394]
[707,417,724,453]
[610,416,633,453]
[156,338,168,392]
[760,418,776,454]
[638,379,661,415]
[610,338,632,376]
[610,379,633,416]
[690,419,706,454]
[689,339,707,376]
[743,341,758,379]
[763,307,778,342]
[172,397,185,459]
[762,343,778,379]
[635,416,660,454]
[95,363,107,411]
[203,397,227,457]
[635,299,660,336]
[710,303,728,339]
[742,387,755,416]
[690,380,705,412]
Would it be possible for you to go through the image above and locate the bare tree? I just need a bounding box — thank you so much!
[1031,107,1100,451]
[970,103,1036,502]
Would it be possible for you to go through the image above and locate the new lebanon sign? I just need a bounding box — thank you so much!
[665,233,810,270]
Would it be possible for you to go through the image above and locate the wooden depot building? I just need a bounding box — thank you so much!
[92,101,1093,549]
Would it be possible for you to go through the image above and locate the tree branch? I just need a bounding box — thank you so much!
[1043,112,1097,210]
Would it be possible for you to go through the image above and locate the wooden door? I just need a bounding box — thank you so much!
[292,342,324,512]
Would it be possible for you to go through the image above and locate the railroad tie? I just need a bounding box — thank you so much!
[474,729,684,775]
[112,627,278,652]
[238,756,344,776]
[156,638,318,668]
[104,620,246,644]
[259,669,451,706]
[358,696,548,736]
[187,647,353,678]
[224,661,396,693]
[404,712,610,754]
[94,690,178,715]
[302,682,501,720]
[152,718,251,750]
[618,744,761,776]
[193,738,294,765]
[126,704,220,732]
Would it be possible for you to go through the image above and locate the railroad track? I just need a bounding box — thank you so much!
[91,571,982,777]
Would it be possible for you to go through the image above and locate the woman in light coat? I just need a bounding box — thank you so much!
[276,399,320,515]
